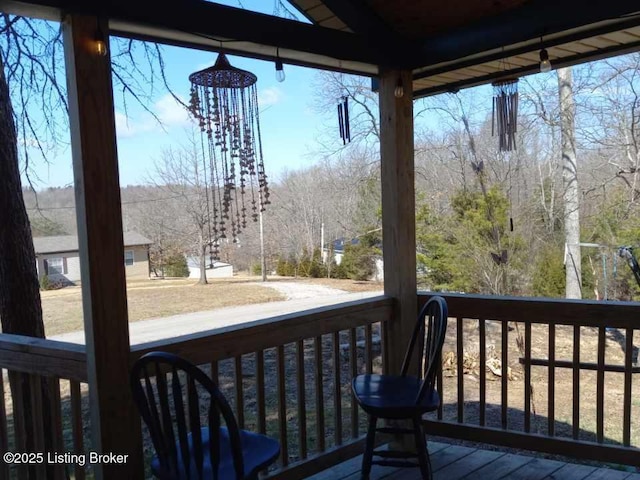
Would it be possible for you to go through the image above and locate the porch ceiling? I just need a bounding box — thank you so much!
[3,0,640,97]
[289,0,640,97]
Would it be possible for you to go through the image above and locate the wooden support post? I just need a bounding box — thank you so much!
[379,69,416,375]
[63,14,143,478]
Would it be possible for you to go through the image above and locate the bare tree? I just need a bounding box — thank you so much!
[152,137,213,284]
[558,67,582,299]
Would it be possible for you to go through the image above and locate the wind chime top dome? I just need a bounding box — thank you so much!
[188,52,257,89]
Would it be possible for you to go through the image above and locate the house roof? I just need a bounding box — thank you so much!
[9,0,640,98]
[33,231,152,254]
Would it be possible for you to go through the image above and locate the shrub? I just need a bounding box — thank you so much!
[39,274,53,291]
[252,263,263,276]
[276,257,295,276]
[164,254,189,277]
[341,244,377,281]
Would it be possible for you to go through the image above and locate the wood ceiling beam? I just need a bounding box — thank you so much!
[414,0,640,68]
[318,0,397,38]
[1,0,409,67]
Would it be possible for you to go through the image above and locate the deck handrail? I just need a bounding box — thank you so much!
[419,292,640,467]
[419,291,640,327]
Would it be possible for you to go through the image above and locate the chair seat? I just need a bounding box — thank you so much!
[151,427,280,480]
[352,374,440,419]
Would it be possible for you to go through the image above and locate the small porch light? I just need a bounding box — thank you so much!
[275,48,285,83]
[94,28,107,57]
[539,48,552,73]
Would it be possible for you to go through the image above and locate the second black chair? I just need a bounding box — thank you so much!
[352,296,448,480]
[130,351,280,480]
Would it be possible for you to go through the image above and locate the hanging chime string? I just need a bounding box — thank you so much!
[343,96,350,143]
[250,85,261,219]
[252,84,269,203]
[338,101,345,145]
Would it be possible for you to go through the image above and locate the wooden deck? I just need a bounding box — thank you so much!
[307,442,640,480]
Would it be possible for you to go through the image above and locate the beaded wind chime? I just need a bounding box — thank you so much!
[188,53,270,261]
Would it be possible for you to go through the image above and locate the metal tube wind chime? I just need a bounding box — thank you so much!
[188,52,270,262]
[491,78,519,152]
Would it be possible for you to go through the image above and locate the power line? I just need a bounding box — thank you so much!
[25,192,201,211]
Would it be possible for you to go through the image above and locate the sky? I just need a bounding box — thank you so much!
[22,0,341,188]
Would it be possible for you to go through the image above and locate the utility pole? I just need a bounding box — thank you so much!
[321,221,325,264]
[259,205,267,282]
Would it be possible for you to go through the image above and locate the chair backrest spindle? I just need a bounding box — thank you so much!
[398,296,448,405]
[130,352,245,479]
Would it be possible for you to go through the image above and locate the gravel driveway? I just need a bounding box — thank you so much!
[249,281,350,300]
[52,281,383,345]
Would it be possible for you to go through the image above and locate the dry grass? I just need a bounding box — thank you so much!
[40,276,383,336]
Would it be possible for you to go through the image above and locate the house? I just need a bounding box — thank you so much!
[185,256,233,279]
[33,231,152,284]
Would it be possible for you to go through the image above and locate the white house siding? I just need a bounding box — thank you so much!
[188,263,233,279]
[37,252,82,284]
[125,245,150,279]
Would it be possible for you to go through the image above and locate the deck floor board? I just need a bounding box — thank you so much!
[304,442,638,480]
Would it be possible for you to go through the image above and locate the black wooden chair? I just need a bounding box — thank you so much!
[130,351,280,480]
[352,296,448,480]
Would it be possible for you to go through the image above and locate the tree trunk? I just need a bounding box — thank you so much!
[0,53,58,478]
[557,67,582,299]
[198,231,208,285]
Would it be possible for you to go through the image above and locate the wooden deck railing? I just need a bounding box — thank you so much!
[7,293,638,478]
[420,292,640,467]
[0,335,89,480]
[0,295,392,479]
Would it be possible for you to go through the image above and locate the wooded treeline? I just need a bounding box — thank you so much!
[25,53,640,300]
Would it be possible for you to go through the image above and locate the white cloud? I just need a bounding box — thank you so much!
[115,94,190,139]
[258,86,284,107]
[115,111,145,138]
[155,94,190,127]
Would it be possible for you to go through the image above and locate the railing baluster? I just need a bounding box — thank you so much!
[210,360,219,385]
[296,340,308,459]
[70,380,86,480]
[573,326,581,440]
[456,317,464,423]
[314,336,325,453]
[437,355,443,420]
[333,331,342,446]
[365,323,373,374]
[48,377,66,480]
[10,373,27,480]
[256,351,266,435]
[0,370,8,480]
[623,328,633,447]
[277,345,288,467]
[524,322,532,433]
[349,328,358,438]
[501,319,508,429]
[381,321,389,375]
[479,319,486,427]
[29,376,46,480]
[235,356,244,429]
[548,321,555,437]
[596,326,606,443]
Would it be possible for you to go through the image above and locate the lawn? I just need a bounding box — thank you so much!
[41,277,284,336]
[40,276,383,336]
